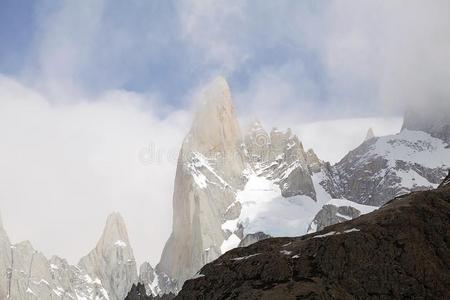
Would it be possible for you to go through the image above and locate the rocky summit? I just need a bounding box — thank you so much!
[176,173,450,299]
[78,212,138,300]
[157,76,247,287]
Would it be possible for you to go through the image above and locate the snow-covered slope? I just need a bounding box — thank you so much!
[333,129,450,206]
[220,173,327,253]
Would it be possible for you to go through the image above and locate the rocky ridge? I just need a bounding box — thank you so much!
[0,215,113,299]
[332,129,450,206]
[0,212,166,300]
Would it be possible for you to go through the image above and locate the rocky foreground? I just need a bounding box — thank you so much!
[175,172,450,299]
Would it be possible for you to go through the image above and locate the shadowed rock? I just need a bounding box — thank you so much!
[125,283,175,300]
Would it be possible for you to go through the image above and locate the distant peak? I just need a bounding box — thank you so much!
[99,211,130,247]
[0,211,6,237]
[210,75,229,90]
[14,240,35,251]
[186,76,243,156]
[246,118,265,133]
[139,261,154,274]
[251,118,262,127]
[364,128,375,141]
[106,211,125,224]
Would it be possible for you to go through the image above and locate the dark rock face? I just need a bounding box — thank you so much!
[125,283,150,300]
[176,180,450,299]
[307,204,361,233]
[238,232,271,248]
[125,283,175,300]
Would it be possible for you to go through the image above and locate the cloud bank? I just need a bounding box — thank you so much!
[0,76,189,265]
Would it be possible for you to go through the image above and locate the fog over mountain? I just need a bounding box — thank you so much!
[0,0,449,280]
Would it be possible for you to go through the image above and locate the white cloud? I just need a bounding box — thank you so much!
[322,0,450,114]
[235,62,321,125]
[180,0,450,118]
[178,0,249,75]
[0,76,189,265]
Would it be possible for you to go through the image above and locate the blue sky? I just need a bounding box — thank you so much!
[0,0,37,74]
[0,0,388,121]
[2,1,449,120]
[3,0,449,123]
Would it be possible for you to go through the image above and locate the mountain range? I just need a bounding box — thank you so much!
[156,77,450,292]
[0,77,449,299]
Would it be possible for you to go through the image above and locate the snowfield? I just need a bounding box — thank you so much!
[221,172,332,252]
[368,130,450,169]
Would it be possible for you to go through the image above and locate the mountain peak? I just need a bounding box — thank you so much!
[198,76,232,108]
[78,211,137,300]
[186,76,243,160]
[0,210,7,237]
[364,128,375,141]
[99,212,130,248]
[0,210,3,230]
[244,118,267,137]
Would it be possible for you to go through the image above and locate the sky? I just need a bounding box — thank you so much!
[0,0,449,265]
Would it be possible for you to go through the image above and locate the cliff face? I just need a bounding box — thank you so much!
[244,123,316,200]
[176,174,450,299]
[157,77,247,287]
